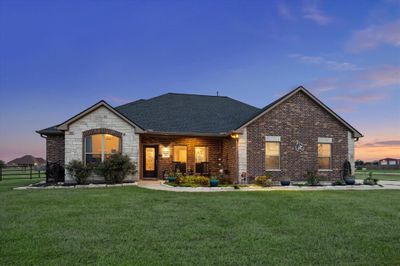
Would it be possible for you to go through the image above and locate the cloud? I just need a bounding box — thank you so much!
[289,54,359,71]
[359,140,400,148]
[277,2,295,20]
[310,65,400,92]
[330,93,387,104]
[346,20,400,52]
[302,2,332,25]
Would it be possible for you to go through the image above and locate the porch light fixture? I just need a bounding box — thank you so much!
[231,133,239,139]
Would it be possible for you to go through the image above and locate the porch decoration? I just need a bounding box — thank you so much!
[295,140,305,152]
[280,176,291,186]
[167,171,176,183]
[343,160,355,185]
[210,176,219,187]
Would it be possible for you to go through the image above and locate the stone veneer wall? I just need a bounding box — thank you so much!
[237,128,247,179]
[348,131,355,175]
[64,106,139,183]
[46,135,65,166]
[246,90,350,180]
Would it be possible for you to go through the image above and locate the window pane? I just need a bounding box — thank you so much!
[318,143,331,157]
[85,136,93,153]
[104,134,121,155]
[318,143,331,169]
[195,147,208,163]
[86,154,101,164]
[266,142,279,156]
[265,142,280,169]
[173,146,187,162]
[145,147,155,171]
[318,157,330,169]
[266,156,279,169]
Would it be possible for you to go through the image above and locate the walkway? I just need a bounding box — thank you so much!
[137,179,400,192]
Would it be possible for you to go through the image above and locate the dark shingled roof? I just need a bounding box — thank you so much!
[36,126,63,135]
[115,93,260,134]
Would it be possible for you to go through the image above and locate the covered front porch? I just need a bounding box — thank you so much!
[139,134,238,181]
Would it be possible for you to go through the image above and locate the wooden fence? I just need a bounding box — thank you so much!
[0,165,46,181]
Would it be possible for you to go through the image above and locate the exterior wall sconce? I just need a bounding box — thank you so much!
[231,133,239,139]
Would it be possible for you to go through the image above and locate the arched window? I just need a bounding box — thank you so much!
[84,133,121,164]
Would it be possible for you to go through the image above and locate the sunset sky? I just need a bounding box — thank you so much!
[0,0,399,162]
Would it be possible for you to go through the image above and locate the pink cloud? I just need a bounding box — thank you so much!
[330,93,387,103]
[310,65,400,92]
[346,20,400,52]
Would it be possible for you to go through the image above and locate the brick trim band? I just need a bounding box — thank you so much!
[82,128,123,138]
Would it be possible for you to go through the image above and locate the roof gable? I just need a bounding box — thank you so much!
[57,100,144,132]
[236,86,363,138]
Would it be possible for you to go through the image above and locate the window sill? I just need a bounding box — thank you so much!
[265,169,281,172]
[318,169,333,172]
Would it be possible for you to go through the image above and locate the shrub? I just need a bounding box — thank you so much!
[66,160,92,184]
[255,176,273,187]
[173,175,209,187]
[305,170,320,186]
[332,179,345,186]
[363,172,378,185]
[96,154,136,184]
[0,160,5,169]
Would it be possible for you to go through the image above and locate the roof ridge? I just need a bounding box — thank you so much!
[165,92,228,98]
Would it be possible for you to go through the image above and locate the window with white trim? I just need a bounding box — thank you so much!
[84,134,121,164]
[318,143,331,169]
[265,141,280,170]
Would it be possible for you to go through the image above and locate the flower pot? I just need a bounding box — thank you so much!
[168,177,176,183]
[344,177,355,185]
[280,180,290,186]
[210,179,219,187]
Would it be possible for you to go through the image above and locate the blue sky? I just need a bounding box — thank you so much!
[0,0,399,161]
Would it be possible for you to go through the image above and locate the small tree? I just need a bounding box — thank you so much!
[0,160,5,169]
[66,160,92,184]
[96,154,136,184]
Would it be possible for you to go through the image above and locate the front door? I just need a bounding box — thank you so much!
[143,145,158,178]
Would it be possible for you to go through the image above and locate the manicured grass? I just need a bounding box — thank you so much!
[355,169,400,181]
[1,179,399,265]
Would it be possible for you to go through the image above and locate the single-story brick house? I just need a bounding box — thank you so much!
[37,86,363,183]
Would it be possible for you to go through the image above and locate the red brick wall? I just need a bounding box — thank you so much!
[222,138,237,181]
[246,91,348,180]
[46,135,65,166]
[140,135,235,179]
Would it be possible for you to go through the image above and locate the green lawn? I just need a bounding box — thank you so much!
[1,178,399,265]
[355,169,400,181]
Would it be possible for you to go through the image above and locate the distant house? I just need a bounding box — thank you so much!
[7,155,46,166]
[37,86,363,183]
[379,158,399,166]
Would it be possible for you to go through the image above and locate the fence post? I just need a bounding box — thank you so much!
[0,167,2,181]
[39,170,41,179]
[30,165,32,179]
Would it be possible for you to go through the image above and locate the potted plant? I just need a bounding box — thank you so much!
[280,176,291,186]
[210,176,219,187]
[342,160,355,185]
[344,176,356,185]
[167,171,176,183]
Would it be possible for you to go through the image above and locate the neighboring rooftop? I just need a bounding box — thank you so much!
[7,155,46,166]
